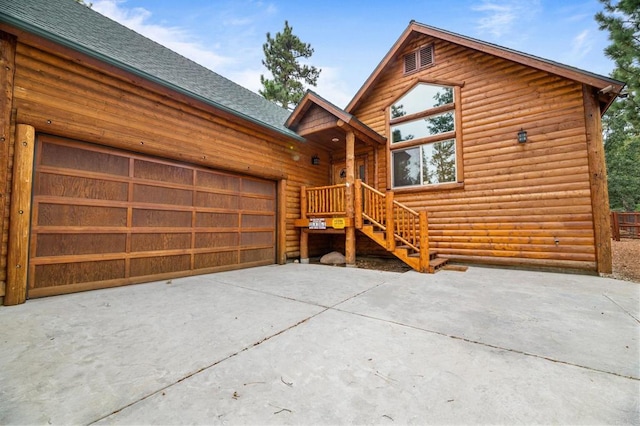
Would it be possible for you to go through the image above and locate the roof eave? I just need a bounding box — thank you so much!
[288,90,386,145]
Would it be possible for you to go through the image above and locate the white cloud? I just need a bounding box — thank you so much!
[472,0,541,39]
[313,66,353,109]
[228,68,264,94]
[89,1,350,108]
[568,29,593,62]
[92,0,232,70]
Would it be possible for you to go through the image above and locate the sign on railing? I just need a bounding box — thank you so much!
[309,218,326,230]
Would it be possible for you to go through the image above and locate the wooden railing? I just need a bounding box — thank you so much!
[303,184,346,216]
[611,211,640,240]
[301,180,432,272]
[357,180,430,268]
[392,200,420,251]
[359,181,386,229]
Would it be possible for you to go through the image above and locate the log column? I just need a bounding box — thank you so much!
[5,124,35,305]
[345,130,356,267]
[277,179,287,264]
[583,85,612,274]
[0,31,16,303]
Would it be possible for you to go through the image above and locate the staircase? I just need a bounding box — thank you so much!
[355,180,448,273]
[358,224,448,273]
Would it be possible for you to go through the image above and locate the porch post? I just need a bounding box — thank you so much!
[345,130,356,267]
[299,185,309,264]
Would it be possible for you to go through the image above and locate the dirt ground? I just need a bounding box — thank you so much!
[355,239,640,284]
[610,238,640,283]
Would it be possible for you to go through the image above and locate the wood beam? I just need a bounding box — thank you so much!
[5,124,35,305]
[337,119,384,146]
[297,120,340,137]
[277,179,287,264]
[582,85,612,274]
[345,131,356,266]
[0,31,16,300]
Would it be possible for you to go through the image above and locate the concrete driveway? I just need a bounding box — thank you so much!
[0,264,638,425]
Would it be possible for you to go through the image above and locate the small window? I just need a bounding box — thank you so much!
[403,44,434,75]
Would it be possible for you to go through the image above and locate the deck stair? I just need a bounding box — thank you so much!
[355,180,448,273]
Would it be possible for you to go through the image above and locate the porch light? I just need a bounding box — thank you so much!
[517,128,528,143]
[311,154,320,165]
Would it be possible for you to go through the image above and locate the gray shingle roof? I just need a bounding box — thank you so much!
[0,0,300,140]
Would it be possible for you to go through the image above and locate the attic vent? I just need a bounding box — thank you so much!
[419,45,434,67]
[403,44,434,75]
[404,52,417,74]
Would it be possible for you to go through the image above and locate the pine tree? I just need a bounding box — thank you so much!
[595,0,640,210]
[260,21,321,110]
[424,87,455,183]
[429,140,456,183]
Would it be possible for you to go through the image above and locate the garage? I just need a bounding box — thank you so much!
[28,135,276,298]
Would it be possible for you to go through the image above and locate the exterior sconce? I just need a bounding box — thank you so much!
[517,128,528,143]
[311,155,320,165]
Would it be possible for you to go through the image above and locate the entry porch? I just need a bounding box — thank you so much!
[286,92,447,272]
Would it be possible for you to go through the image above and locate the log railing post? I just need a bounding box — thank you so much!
[385,191,395,251]
[299,186,309,264]
[419,210,430,273]
[354,179,363,229]
[300,186,307,220]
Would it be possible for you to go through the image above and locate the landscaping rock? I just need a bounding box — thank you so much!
[320,251,346,265]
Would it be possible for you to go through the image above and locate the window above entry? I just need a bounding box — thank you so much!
[389,82,462,189]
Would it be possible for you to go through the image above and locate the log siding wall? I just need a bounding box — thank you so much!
[353,34,604,272]
[0,35,330,297]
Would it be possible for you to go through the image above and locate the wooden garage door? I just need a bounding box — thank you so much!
[28,135,276,297]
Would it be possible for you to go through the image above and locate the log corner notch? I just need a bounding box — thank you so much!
[5,124,36,305]
[583,84,612,275]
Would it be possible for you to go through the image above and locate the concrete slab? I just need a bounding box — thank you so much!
[0,263,638,425]
[209,263,399,307]
[97,309,638,425]
[336,266,640,379]
[0,275,325,425]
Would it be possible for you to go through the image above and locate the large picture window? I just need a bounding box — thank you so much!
[389,83,459,188]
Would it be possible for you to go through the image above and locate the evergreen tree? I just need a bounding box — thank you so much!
[429,140,456,183]
[425,87,456,183]
[391,104,414,143]
[260,21,321,110]
[595,0,640,210]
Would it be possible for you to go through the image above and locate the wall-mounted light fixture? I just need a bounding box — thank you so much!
[517,128,528,143]
[311,154,320,166]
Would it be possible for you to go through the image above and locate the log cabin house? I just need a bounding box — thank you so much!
[0,0,625,305]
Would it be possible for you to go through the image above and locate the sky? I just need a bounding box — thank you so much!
[89,0,615,109]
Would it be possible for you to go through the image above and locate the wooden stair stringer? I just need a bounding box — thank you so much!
[358,224,446,273]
